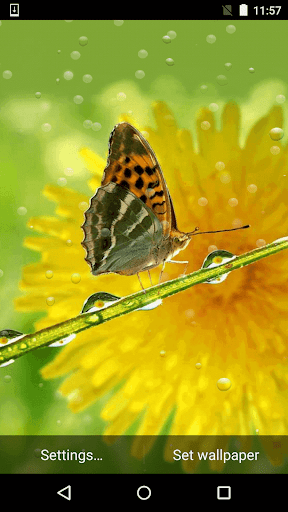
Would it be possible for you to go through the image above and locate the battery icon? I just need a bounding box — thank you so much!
[239,4,248,16]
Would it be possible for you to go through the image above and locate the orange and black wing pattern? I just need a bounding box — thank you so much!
[101,122,176,237]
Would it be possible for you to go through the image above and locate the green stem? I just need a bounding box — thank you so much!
[0,237,287,365]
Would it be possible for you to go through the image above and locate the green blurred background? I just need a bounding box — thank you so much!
[0,19,287,473]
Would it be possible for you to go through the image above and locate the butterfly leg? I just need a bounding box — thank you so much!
[147,270,153,287]
[137,273,146,293]
[166,259,189,277]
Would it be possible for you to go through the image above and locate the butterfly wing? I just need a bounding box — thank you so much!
[81,182,164,276]
[101,122,177,236]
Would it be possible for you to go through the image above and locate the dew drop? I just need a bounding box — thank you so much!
[247,184,257,193]
[71,273,81,284]
[276,94,285,104]
[224,62,232,70]
[138,49,148,58]
[92,122,102,131]
[201,121,211,131]
[56,78,60,84]
[35,92,41,99]
[162,35,171,44]
[3,70,12,79]
[269,127,284,141]
[206,34,216,44]
[217,378,231,391]
[41,123,51,132]
[83,74,93,83]
[45,270,53,279]
[17,206,27,215]
[219,171,231,183]
[216,74,228,86]
[198,197,208,206]
[209,103,219,112]
[83,119,92,129]
[248,67,255,73]
[195,362,202,370]
[63,71,73,80]
[270,145,280,155]
[79,201,88,211]
[114,20,124,26]
[20,343,27,350]
[167,30,177,39]
[226,25,236,34]
[79,36,88,46]
[46,297,55,306]
[135,70,145,79]
[228,197,238,207]
[200,85,208,92]
[73,95,83,104]
[3,375,11,383]
[64,167,73,176]
[71,50,81,60]
[256,239,266,248]
[57,177,67,186]
[165,58,174,66]
[160,350,166,357]
[117,92,126,101]
[215,161,225,171]
[66,239,73,246]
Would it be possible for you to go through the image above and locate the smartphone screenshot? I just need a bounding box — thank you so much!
[1,6,288,503]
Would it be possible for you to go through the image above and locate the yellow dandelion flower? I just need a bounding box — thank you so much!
[15,101,288,468]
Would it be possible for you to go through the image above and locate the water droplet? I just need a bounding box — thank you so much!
[209,103,219,112]
[217,378,231,391]
[3,70,12,79]
[198,197,208,206]
[79,201,88,211]
[46,297,55,306]
[57,49,61,53]
[0,270,3,278]
[117,92,126,101]
[248,67,255,73]
[247,184,257,193]
[219,171,231,183]
[224,62,232,70]
[85,314,99,324]
[228,197,238,207]
[3,375,11,383]
[45,270,53,279]
[166,58,174,66]
[162,35,171,44]
[64,167,73,176]
[63,71,73,80]
[206,34,216,44]
[20,342,27,350]
[255,429,259,435]
[200,85,208,92]
[70,50,81,60]
[208,245,217,253]
[270,145,280,155]
[57,177,67,186]
[184,309,195,319]
[83,74,93,83]
[195,362,202,370]
[114,20,124,26]
[35,92,41,99]
[17,206,27,215]
[73,95,83,104]
[215,161,225,171]
[56,78,60,84]
[226,25,236,34]
[216,75,228,86]
[276,94,285,104]
[79,36,88,46]
[167,30,177,39]
[71,273,81,284]
[91,122,102,131]
[83,119,92,129]
[138,49,148,58]
[66,239,73,246]
[160,350,166,357]
[101,228,111,237]
[269,127,284,141]
[135,70,145,79]
[41,123,51,132]
[201,121,211,131]
[256,239,266,248]
[57,419,62,425]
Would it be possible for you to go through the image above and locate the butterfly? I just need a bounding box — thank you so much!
[81,123,248,284]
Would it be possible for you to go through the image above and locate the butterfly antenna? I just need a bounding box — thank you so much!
[188,225,250,236]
